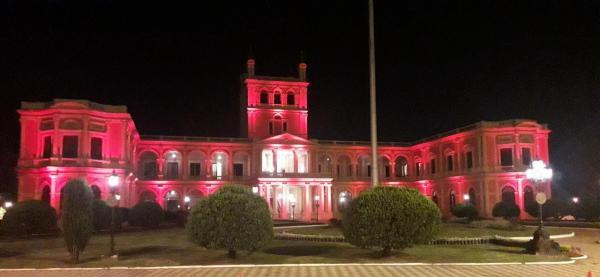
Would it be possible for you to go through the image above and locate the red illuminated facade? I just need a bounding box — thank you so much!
[16,58,552,220]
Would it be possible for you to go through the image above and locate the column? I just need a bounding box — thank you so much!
[157,158,165,179]
[293,150,298,173]
[272,150,277,175]
[319,185,325,215]
[50,177,59,211]
[205,159,212,178]
[181,151,188,179]
[281,185,288,219]
[326,185,332,218]
[517,178,525,219]
[390,161,396,179]
[303,185,312,221]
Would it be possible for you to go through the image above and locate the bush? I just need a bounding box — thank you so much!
[451,204,478,220]
[129,201,164,228]
[469,219,526,231]
[92,200,126,231]
[0,200,57,236]
[342,187,440,256]
[187,185,273,258]
[329,218,342,228]
[61,179,94,263]
[525,199,567,219]
[492,202,520,219]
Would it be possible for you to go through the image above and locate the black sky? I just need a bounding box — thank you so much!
[1,1,599,199]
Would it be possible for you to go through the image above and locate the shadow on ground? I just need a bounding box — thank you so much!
[263,245,333,256]
[119,246,178,259]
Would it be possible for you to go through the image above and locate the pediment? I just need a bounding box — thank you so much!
[256,133,312,145]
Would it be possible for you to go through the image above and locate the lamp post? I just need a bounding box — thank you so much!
[463,194,470,205]
[184,196,191,210]
[288,195,296,221]
[314,195,320,222]
[107,170,120,257]
[525,160,553,232]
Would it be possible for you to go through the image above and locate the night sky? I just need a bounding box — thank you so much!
[1,1,599,199]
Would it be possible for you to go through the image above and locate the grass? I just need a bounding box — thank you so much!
[0,227,569,268]
[282,223,576,238]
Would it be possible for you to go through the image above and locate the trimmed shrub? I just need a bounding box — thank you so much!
[451,204,478,220]
[61,179,94,263]
[469,219,526,231]
[129,201,163,228]
[492,202,520,219]
[525,199,566,219]
[329,218,342,228]
[187,185,273,258]
[92,200,126,231]
[0,200,57,235]
[342,187,441,256]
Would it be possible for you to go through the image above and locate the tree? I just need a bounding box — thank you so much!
[342,186,441,257]
[187,185,273,258]
[61,179,94,263]
[129,201,163,228]
[492,201,521,219]
[451,204,478,220]
[0,200,57,235]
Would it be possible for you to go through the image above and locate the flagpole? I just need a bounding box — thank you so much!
[368,0,379,187]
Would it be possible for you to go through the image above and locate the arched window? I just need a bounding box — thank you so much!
[337,155,352,177]
[274,93,281,104]
[449,190,456,208]
[338,191,352,210]
[395,156,408,177]
[524,186,534,207]
[41,186,51,204]
[318,154,333,174]
[90,185,102,200]
[211,152,228,178]
[139,151,158,180]
[272,115,283,135]
[139,190,156,203]
[287,93,295,105]
[164,151,182,180]
[501,186,516,205]
[188,151,206,178]
[260,91,268,104]
[164,190,180,212]
[379,156,391,178]
[468,188,476,207]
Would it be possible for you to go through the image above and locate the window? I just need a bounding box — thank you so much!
[274,93,281,104]
[166,162,179,179]
[283,122,287,132]
[367,165,371,177]
[233,163,244,176]
[522,148,532,166]
[143,161,157,179]
[449,190,456,208]
[287,94,295,105]
[466,151,473,169]
[416,162,423,176]
[189,162,202,177]
[430,159,436,174]
[43,136,52,158]
[384,165,390,177]
[446,155,454,171]
[260,91,268,104]
[468,188,476,207]
[395,157,408,177]
[500,148,513,166]
[90,137,103,160]
[269,122,274,135]
[62,136,79,158]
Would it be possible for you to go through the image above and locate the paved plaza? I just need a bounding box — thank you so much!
[1,263,599,277]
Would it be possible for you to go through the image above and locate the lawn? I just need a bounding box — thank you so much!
[0,227,569,268]
[281,223,575,238]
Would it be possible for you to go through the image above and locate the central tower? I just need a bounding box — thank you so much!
[240,57,310,140]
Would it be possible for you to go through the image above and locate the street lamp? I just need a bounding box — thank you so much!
[314,195,320,222]
[288,194,296,221]
[4,201,13,209]
[463,194,470,205]
[107,170,120,257]
[572,197,579,204]
[184,196,191,210]
[525,160,553,238]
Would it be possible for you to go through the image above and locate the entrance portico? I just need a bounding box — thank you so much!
[257,177,333,222]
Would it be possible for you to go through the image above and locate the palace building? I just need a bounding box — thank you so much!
[16,58,552,220]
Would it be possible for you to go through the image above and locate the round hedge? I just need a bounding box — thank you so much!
[1,200,57,235]
[92,200,126,231]
[451,204,478,220]
[187,185,273,258]
[492,201,521,219]
[342,186,440,256]
[129,201,164,228]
